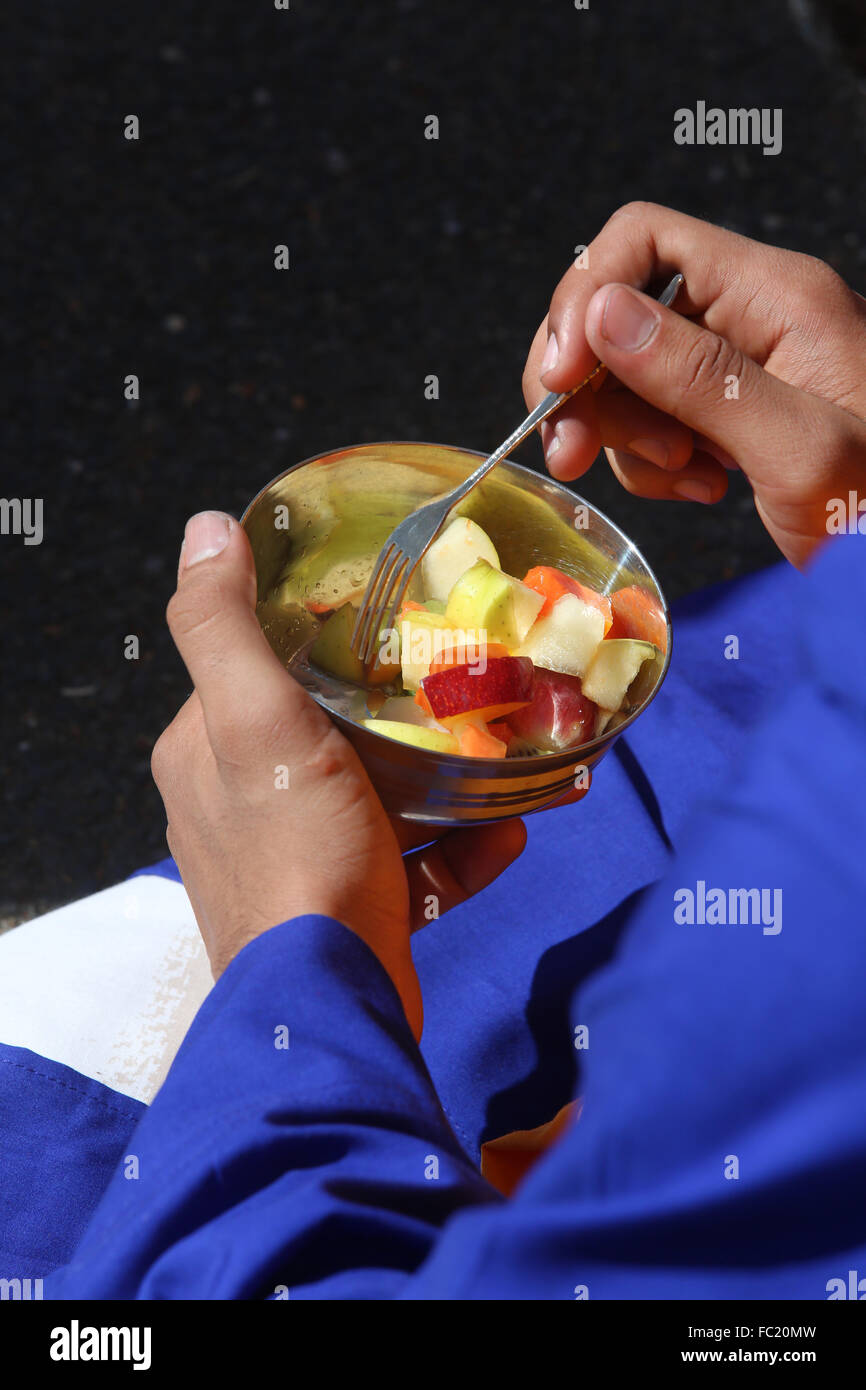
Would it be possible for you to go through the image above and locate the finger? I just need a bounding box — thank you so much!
[605,446,728,504]
[166,512,324,759]
[391,819,446,854]
[537,202,782,395]
[538,389,601,481]
[584,283,831,488]
[542,384,698,484]
[405,819,527,932]
[525,315,694,482]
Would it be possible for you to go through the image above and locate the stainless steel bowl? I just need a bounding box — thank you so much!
[242,441,672,826]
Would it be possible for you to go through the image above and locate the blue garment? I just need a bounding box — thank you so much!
[4,537,865,1297]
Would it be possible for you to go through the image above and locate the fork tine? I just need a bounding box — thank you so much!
[351,543,394,657]
[358,545,404,663]
[378,555,414,655]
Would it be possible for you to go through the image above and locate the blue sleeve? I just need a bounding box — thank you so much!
[406,534,866,1298]
[47,919,499,1299]
[50,535,866,1300]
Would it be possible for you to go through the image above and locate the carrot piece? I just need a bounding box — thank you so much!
[414,688,435,716]
[607,585,668,653]
[487,720,516,748]
[523,565,612,632]
[400,600,427,614]
[459,722,508,758]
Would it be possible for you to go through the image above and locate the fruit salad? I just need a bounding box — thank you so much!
[306,517,666,759]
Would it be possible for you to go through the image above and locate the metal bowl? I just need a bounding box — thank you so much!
[242,441,671,826]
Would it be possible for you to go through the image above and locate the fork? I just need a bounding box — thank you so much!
[350,273,684,663]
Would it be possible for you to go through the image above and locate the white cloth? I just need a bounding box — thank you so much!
[0,876,211,1105]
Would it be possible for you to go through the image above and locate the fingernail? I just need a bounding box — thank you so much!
[181,511,233,568]
[601,286,659,351]
[672,479,713,503]
[545,427,562,459]
[540,331,559,379]
[628,437,670,469]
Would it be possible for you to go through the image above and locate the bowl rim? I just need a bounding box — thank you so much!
[242,440,673,766]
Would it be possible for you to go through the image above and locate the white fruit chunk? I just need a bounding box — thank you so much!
[516,592,605,679]
[593,708,617,739]
[419,517,500,603]
[581,638,657,711]
[421,517,501,603]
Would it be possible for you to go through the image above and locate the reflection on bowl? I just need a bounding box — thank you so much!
[242,441,671,826]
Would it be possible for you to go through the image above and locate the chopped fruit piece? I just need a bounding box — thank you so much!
[366,622,402,685]
[607,585,668,653]
[309,604,366,684]
[424,598,447,615]
[487,720,517,750]
[366,655,401,686]
[445,559,544,650]
[414,687,434,717]
[422,517,501,602]
[420,656,534,727]
[362,719,459,754]
[399,609,461,691]
[459,721,508,759]
[506,668,598,752]
[516,592,605,678]
[428,640,510,675]
[305,598,335,617]
[593,708,617,739]
[581,638,657,710]
[400,600,428,614]
[523,565,613,631]
[376,696,450,731]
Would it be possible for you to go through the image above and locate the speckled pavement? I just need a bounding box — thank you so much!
[2,0,864,921]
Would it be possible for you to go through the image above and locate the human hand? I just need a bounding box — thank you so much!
[151,511,530,1039]
[523,202,866,567]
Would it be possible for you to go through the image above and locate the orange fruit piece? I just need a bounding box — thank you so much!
[523,565,612,632]
[607,585,667,653]
[459,722,508,758]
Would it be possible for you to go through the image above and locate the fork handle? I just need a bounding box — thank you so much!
[448,272,684,507]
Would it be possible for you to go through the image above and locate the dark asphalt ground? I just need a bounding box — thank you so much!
[2,0,865,921]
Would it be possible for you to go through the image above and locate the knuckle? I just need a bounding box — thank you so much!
[795,252,840,290]
[165,578,227,644]
[678,330,741,401]
[604,200,657,236]
[150,729,175,789]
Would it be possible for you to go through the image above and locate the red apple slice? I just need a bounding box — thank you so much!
[506,666,597,753]
[419,656,534,727]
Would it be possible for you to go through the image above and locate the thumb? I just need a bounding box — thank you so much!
[167,511,318,757]
[584,283,827,489]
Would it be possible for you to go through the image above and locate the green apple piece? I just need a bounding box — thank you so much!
[399,609,458,691]
[309,603,366,684]
[421,517,501,603]
[516,592,605,678]
[363,719,459,754]
[581,638,657,711]
[445,559,543,650]
[376,696,449,731]
[424,598,447,615]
